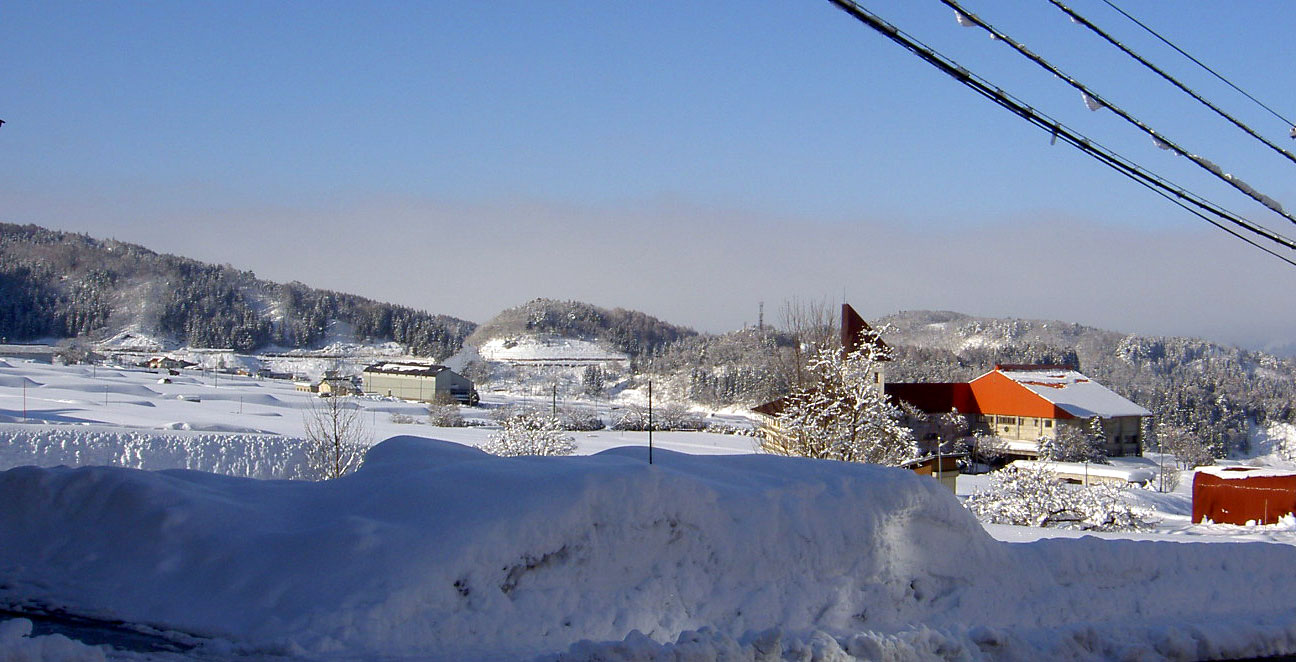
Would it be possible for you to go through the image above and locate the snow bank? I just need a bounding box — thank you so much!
[0,619,106,662]
[4,438,1296,661]
[0,427,309,479]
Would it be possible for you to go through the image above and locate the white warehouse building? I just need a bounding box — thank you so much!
[361,362,479,405]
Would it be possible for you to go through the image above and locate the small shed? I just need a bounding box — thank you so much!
[1192,467,1296,525]
[900,454,963,492]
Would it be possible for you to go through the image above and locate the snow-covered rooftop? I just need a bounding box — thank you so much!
[363,361,448,376]
[996,366,1151,418]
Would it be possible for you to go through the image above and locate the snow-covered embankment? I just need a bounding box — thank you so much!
[2,437,1296,661]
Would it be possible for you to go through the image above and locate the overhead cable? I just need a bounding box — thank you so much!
[936,0,1296,227]
[1099,0,1296,130]
[821,0,1296,267]
[1045,0,1296,166]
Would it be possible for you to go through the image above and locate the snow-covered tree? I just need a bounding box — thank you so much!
[767,345,916,466]
[483,411,576,457]
[965,463,1155,531]
[1037,419,1108,464]
[967,432,1008,468]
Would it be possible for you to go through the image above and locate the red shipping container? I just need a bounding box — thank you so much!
[1192,467,1296,525]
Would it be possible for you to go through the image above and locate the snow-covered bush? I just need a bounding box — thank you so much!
[558,407,605,431]
[482,411,576,457]
[965,463,1156,531]
[611,405,649,431]
[427,403,467,427]
[389,413,416,424]
[655,403,706,431]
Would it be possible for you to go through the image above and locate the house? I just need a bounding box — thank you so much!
[0,344,57,364]
[361,362,479,405]
[887,364,1151,460]
[317,376,361,397]
[148,356,196,371]
[900,453,964,492]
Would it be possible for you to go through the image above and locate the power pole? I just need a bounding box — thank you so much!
[647,380,654,465]
[758,301,764,331]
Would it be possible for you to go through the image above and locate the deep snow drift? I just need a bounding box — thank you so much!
[4,437,1296,661]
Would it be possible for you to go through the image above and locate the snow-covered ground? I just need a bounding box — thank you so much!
[4,358,1296,660]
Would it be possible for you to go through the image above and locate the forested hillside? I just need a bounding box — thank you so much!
[881,311,1296,454]
[643,309,1296,456]
[467,298,697,359]
[0,223,475,357]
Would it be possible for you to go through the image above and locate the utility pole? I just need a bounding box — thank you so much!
[22,379,27,423]
[647,380,654,465]
[552,384,557,418]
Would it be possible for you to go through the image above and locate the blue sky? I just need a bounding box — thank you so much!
[4,1,1296,351]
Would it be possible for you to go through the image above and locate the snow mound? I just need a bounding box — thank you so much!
[0,619,106,662]
[0,427,308,478]
[158,421,274,434]
[4,438,1296,660]
[36,381,160,397]
[0,375,43,388]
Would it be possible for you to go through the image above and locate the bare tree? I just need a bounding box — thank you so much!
[1157,422,1216,469]
[775,297,838,391]
[302,394,370,479]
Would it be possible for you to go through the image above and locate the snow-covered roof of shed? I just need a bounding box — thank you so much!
[995,366,1151,418]
[1197,465,1296,480]
[363,362,449,377]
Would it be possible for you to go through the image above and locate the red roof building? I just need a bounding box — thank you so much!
[888,365,1150,458]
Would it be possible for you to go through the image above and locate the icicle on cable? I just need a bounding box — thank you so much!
[821,0,1296,264]
[1046,0,1296,167]
[936,0,1296,227]
[1099,0,1296,129]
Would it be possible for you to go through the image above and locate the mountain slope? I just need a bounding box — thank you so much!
[0,223,475,357]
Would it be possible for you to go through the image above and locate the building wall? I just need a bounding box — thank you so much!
[363,370,476,402]
[364,372,438,401]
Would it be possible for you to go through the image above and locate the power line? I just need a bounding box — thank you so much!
[938,0,1295,227]
[821,0,1296,267]
[1099,0,1296,130]
[1045,0,1296,167]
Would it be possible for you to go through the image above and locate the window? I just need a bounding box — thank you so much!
[1044,420,1053,428]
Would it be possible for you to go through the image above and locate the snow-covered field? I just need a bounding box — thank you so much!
[3,358,1296,660]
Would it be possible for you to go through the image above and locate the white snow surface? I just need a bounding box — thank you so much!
[995,367,1152,418]
[6,360,1296,659]
[6,439,1296,661]
[478,336,629,363]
